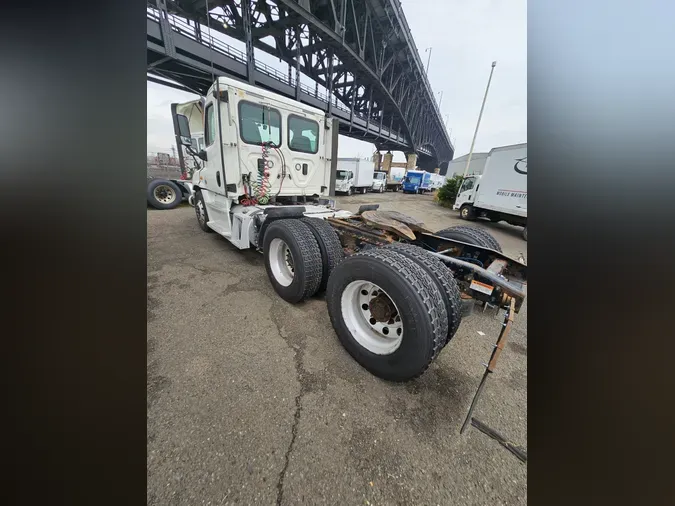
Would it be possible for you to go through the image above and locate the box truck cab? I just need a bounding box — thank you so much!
[372,171,386,192]
[452,143,527,240]
[402,169,425,193]
[335,169,354,195]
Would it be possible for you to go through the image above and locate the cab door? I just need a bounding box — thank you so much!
[236,99,283,198]
[455,176,477,206]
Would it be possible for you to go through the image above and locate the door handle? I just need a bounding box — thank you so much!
[216,171,221,187]
[302,163,308,175]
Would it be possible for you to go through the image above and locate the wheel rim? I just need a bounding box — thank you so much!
[268,238,295,287]
[341,281,403,355]
[461,207,468,218]
[196,199,207,225]
[154,185,176,204]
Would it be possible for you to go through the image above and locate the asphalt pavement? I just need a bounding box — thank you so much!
[147,191,527,505]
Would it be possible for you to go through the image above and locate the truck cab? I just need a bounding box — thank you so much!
[335,169,354,195]
[170,75,336,246]
[372,171,386,192]
[452,175,480,212]
[402,170,424,193]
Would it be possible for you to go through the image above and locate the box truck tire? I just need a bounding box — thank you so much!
[459,204,476,220]
[326,248,447,382]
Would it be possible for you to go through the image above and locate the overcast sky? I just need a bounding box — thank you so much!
[147,0,526,162]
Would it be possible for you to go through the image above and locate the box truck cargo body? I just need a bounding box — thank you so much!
[453,143,527,239]
[385,167,405,191]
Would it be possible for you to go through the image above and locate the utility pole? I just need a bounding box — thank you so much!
[458,61,497,191]
[424,47,432,75]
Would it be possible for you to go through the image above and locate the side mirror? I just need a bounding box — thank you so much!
[176,114,192,147]
[197,150,207,161]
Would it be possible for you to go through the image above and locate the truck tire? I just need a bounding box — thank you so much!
[435,225,503,253]
[147,179,182,210]
[326,248,447,382]
[347,187,353,196]
[522,227,527,241]
[263,219,322,303]
[300,217,345,292]
[459,204,476,220]
[383,243,462,345]
[194,191,212,233]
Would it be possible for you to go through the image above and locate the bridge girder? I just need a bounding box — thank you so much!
[147,0,454,167]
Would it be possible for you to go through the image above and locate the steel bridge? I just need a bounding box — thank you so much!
[147,0,454,171]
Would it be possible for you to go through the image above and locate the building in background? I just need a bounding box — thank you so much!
[446,152,490,178]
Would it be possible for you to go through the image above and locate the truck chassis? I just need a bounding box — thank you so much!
[192,196,527,382]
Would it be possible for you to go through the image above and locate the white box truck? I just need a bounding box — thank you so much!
[334,158,375,195]
[453,143,527,240]
[430,173,445,191]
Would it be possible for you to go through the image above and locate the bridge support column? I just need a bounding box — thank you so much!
[382,151,393,173]
[371,151,382,171]
[406,153,417,170]
[242,0,255,84]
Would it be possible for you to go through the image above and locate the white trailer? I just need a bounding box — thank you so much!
[430,174,445,191]
[334,158,375,195]
[384,166,405,191]
[453,143,527,240]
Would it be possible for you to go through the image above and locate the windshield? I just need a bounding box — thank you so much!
[336,170,350,180]
[374,172,386,180]
[460,177,476,192]
[406,173,422,184]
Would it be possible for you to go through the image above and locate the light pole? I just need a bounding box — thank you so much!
[424,47,432,75]
[457,61,497,195]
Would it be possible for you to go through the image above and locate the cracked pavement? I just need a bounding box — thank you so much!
[147,192,527,505]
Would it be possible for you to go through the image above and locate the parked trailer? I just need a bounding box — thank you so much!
[384,167,405,191]
[334,158,375,195]
[430,173,445,191]
[453,143,527,240]
[171,75,527,381]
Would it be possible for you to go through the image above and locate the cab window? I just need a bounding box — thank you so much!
[288,115,319,154]
[238,101,281,146]
[204,104,216,147]
[460,178,475,192]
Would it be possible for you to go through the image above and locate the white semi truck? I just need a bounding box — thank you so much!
[371,171,386,192]
[453,143,528,240]
[334,158,375,195]
[170,75,527,381]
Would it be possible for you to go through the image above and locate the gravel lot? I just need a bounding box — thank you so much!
[147,191,527,505]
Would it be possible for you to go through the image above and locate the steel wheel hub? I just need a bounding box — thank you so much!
[154,185,176,204]
[341,281,403,355]
[269,238,295,287]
